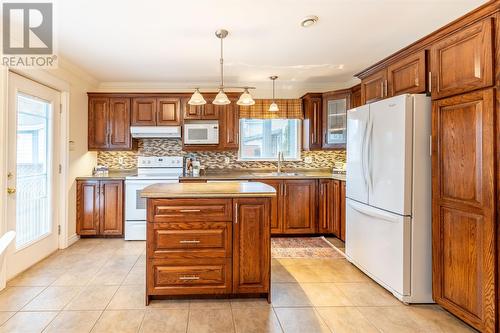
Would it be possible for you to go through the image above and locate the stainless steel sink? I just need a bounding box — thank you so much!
[251,172,302,177]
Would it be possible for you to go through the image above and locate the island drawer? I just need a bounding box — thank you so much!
[147,198,232,222]
[147,258,231,295]
[147,222,232,258]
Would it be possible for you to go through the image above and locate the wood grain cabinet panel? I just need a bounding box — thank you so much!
[149,198,232,222]
[430,18,494,99]
[340,180,346,241]
[302,93,323,150]
[253,179,282,234]
[156,98,181,125]
[131,97,157,125]
[108,98,131,149]
[99,181,124,236]
[387,50,427,96]
[361,69,387,104]
[432,88,496,332]
[350,85,362,108]
[148,222,231,259]
[76,180,100,236]
[318,179,341,236]
[88,97,109,150]
[220,102,239,149]
[282,180,317,234]
[233,198,270,294]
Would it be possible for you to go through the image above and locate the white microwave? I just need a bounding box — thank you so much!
[184,121,219,144]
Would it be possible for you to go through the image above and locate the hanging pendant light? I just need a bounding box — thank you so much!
[214,88,231,105]
[188,88,206,105]
[212,29,231,105]
[237,88,255,106]
[269,76,279,112]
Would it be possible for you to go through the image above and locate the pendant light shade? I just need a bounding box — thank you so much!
[213,89,231,105]
[268,75,279,112]
[236,88,255,106]
[188,88,207,105]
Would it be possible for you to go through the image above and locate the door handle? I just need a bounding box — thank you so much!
[7,187,16,194]
[179,275,200,280]
[179,240,200,244]
[179,209,201,213]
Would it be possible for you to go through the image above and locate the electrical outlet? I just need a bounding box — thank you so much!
[224,157,230,165]
[304,156,313,164]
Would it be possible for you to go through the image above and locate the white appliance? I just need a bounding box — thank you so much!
[184,121,219,144]
[130,126,181,138]
[125,156,183,240]
[345,94,432,303]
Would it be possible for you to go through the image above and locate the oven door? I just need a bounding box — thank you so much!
[125,179,178,221]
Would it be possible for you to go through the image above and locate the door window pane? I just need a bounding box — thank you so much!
[15,93,52,248]
[326,99,347,145]
[239,119,300,160]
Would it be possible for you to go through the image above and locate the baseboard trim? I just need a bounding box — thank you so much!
[67,234,80,247]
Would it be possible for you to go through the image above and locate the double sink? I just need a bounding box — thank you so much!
[251,172,303,177]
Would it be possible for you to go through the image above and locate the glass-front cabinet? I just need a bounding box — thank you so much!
[323,91,350,149]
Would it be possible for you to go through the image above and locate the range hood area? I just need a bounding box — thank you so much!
[130,126,181,138]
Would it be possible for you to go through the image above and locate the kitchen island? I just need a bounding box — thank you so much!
[141,181,276,304]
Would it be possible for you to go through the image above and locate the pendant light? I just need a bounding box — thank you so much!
[269,76,279,112]
[188,29,255,106]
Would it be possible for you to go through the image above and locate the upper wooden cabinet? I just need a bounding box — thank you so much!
[131,97,181,126]
[322,91,350,149]
[387,50,427,96]
[88,96,132,150]
[360,69,387,104]
[219,101,239,150]
[302,93,323,150]
[183,96,219,120]
[350,85,362,108]
[430,18,494,99]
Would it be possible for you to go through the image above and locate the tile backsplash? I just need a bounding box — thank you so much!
[97,139,345,170]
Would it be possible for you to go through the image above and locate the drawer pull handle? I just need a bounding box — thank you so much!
[179,240,200,244]
[179,275,200,280]
[179,209,201,213]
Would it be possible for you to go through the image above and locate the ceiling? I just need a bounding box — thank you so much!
[57,0,487,97]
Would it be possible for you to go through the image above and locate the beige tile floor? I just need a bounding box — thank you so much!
[0,238,477,333]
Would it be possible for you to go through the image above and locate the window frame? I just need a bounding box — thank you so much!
[237,118,302,162]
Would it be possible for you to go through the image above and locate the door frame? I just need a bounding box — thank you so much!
[0,67,70,287]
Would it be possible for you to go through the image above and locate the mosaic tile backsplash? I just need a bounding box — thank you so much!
[97,139,346,170]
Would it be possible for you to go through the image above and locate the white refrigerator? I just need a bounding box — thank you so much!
[345,94,433,303]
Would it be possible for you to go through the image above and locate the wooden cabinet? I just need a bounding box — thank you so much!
[430,18,494,100]
[76,180,124,237]
[219,102,239,150]
[232,198,270,294]
[322,91,350,149]
[302,93,323,150]
[88,96,131,150]
[360,69,387,104]
[146,197,271,302]
[432,88,496,332]
[282,180,317,234]
[254,179,282,234]
[350,85,362,108]
[132,97,181,126]
[387,50,427,96]
[318,179,342,237]
[183,96,219,120]
[340,180,346,241]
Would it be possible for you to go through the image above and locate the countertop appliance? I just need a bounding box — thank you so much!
[130,126,181,138]
[345,94,432,303]
[184,121,219,145]
[125,156,183,240]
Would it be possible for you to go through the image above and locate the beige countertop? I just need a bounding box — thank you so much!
[141,181,277,198]
[76,169,137,180]
[180,168,346,182]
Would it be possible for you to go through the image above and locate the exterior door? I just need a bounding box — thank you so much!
[431,88,496,332]
[6,73,61,279]
[346,104,369,204]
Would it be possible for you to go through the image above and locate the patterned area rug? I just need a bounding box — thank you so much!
[271,237,344,259]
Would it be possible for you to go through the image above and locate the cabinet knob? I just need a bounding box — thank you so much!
[7,187,16,194]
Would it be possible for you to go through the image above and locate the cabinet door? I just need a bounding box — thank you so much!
[350,85,362,108]
[99,181,124,236]
[282,180,317,234]
[76,180,100,235]
[202,103,219,119]
[183,104,204,120]
[108,98,131,150]
[220,103,239,149]
[131,97,157,126]
[432,89,496,332]
[88,97,109,150]
[323,92,349,149]
[302,95,322,150]
[340,181,346,241]
[157,98,181,125]
[253,179,282,234]
[233,198,270,294]
[318,179,332,234]
[430,18,493,99]
[361,69,387,104]
[387,50,427,96]
[332,180,341,236]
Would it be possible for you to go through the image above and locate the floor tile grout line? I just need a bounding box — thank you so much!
[271,307,286,333]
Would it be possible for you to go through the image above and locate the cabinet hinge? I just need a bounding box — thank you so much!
[58,225,61,235]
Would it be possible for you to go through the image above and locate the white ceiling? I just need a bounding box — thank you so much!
[57,0,487,97]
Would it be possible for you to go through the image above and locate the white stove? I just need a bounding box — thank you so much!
[125,156,183,240]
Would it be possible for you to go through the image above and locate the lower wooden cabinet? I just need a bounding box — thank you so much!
[318,179,341,235]
[340,180,346,241]
[282,180,317,234]
[76,180,124,237]
[146,197,271,302]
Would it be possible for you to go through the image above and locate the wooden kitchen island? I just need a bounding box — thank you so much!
[141,181,276,304]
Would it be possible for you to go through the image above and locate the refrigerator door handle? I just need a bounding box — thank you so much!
[360,120,369,190]
[363,118,373,193]
[348,200,398,223]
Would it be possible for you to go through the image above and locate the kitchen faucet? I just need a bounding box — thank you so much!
[277,151,284,173]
